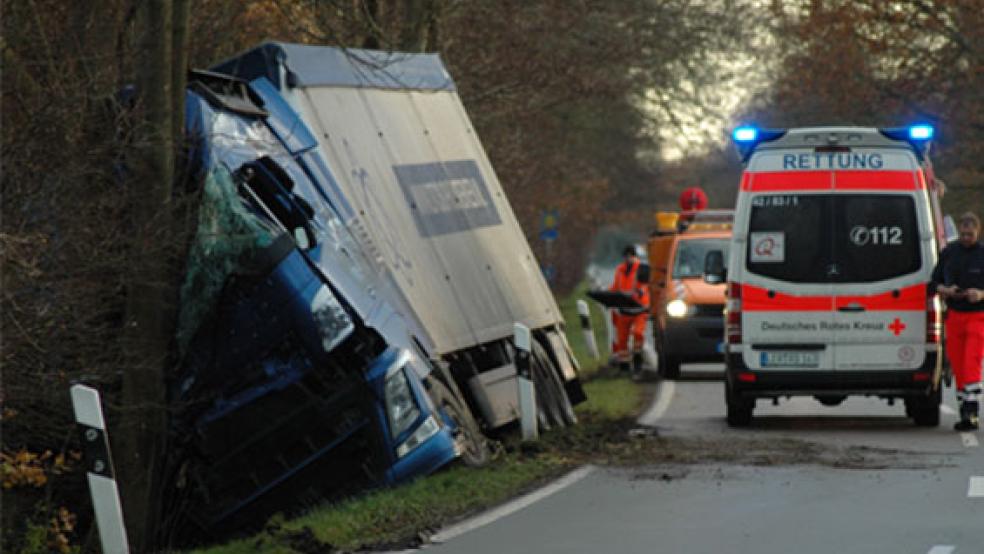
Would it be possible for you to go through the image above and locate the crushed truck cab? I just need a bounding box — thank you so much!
[168,71,461,540]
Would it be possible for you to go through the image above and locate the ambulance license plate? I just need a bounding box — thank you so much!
[760,351,819,368]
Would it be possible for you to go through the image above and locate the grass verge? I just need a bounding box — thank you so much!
[556,280,611,378]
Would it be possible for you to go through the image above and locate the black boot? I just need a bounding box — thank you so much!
[619,361,632,373]
[954,400,979,431]
[632,351,644,373]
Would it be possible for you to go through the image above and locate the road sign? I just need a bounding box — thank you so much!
[540,209,559,241]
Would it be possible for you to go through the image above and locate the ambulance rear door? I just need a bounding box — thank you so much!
[737,158,836,372]
[828,159,930,371]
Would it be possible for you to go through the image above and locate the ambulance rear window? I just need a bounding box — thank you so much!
[747,195,827,283]
[833,195,920,282]
[747,194,920,283]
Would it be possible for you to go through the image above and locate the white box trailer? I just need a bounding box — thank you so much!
[215,43,584,429]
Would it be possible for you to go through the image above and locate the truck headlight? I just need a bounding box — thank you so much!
[385,369,421,440]
[396,415,441,458]
[666,299,689,318]
[311,286,354,352]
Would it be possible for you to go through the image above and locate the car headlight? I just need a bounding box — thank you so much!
[396,415,441,458]
[385,369,421,440]
[666,299,689,318]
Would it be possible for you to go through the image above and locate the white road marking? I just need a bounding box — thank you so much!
[968,476,984,498]
[961,433,979,448]
[927,546,955,554]
[941,405,957,416]
[427,465,596,544]
[637,379,676,427]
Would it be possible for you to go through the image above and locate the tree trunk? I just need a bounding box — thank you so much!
[400,0,429,51]
[117,0,173,550]
[172,0,189,152]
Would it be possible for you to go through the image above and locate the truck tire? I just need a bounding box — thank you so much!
[532,340,577,426]
[725,378,753,427]
[659,353,681,380]
[430,379,491,466]
[908,386,942,427]
[655,327,681,379]
[531,342,570,429]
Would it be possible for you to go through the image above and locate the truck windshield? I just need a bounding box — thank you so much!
[747,193,921,283]
[673,238,730,279]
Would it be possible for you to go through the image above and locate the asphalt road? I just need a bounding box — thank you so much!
[422,364,984,554]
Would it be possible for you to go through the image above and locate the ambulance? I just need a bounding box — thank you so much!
[706,125,946,426]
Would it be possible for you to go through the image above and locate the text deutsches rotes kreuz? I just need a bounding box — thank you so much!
[761,321,886,332]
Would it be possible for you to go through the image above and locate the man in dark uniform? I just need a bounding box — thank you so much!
[931,212,984,431]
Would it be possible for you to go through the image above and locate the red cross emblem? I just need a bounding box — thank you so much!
[888,317,907,336]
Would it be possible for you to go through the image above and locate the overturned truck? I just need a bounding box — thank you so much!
[168,44,584,541]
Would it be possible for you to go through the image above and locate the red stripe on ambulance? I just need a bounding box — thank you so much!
[833,170,921,190]
[741,171,832,192]
[743,283,925,312]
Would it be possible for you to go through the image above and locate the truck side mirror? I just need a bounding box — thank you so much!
[703,250,726,284]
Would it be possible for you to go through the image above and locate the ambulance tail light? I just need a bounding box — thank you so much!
[912,371,932,382]
[926,296,942,343]
[726,282,742,344]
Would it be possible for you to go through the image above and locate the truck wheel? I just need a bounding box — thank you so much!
[531,342,570,429]
[430,380,490,466]
[533,341,577,426]
[815,395,846,407]
[909,386,942,427]
[659,353,681,380]
[725,378,753,427]
[655,328,681,379]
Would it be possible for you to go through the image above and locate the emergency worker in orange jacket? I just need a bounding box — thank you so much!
[610,245,651,372]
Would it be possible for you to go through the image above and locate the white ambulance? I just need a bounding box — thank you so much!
[706,125,946,426]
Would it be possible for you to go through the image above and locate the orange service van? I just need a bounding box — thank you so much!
[648,209,733,378]
[705,125,946,426]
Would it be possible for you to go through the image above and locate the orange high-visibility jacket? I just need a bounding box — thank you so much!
[610,259,650,314]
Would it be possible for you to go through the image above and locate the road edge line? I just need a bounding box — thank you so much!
[637,379,675,427]
[425,465,597,545]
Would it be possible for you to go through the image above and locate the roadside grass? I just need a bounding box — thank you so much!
[193,456,569,554]
[191,283,638,554]
[556,280,611,378]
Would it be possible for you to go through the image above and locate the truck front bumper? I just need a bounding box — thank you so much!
[386,425,458,484]
[662,315,724,362]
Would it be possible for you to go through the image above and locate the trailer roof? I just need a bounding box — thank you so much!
[212,42,456,92]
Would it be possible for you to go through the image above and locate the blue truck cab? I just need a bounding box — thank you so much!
[169,70,461,537]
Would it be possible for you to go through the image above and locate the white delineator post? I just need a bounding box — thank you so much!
[514,323,538,441]
[70,384,130,554]
[577,300,600,360]
[605,309,616,361]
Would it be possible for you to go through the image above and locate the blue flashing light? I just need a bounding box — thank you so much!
[909,124,934,141]
[733,126,758,142]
